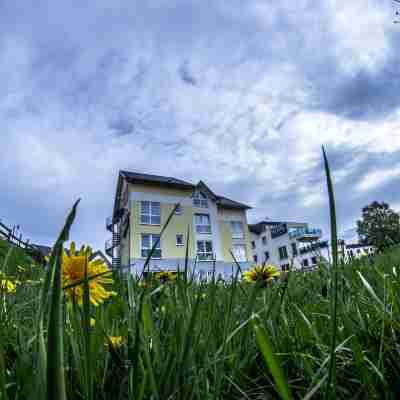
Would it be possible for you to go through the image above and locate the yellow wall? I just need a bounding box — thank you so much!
[129,198,196,260]
[219,220,234,261]
[218,208,252,262]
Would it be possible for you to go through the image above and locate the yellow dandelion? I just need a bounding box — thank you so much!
[154,271,177,283]
[62,242,116,306]
[107,336,124,348]
[242,265,280,286]
[17,265,26,272]
[0,279,16,294]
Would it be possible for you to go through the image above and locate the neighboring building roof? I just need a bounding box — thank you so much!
[249,220,309,235]
[31,244,52,257]
[89,250,112,268]
[346,243,374,249]
[115,170,252,211]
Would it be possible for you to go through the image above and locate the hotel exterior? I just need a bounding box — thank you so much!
[106,171,253,280]
[249,220,324,270]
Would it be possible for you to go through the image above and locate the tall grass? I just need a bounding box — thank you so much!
[1,151,399,399]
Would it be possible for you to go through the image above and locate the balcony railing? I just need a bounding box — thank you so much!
[106,216,113,232]
[105,238,114,256]
[289,227,322,242]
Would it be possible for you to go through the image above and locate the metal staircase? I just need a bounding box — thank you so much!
[105,216,121,270]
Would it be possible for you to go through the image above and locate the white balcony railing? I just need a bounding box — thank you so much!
[289,228,322,241]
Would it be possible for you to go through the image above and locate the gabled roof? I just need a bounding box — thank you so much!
[216,196,251,210]
[113,171,252,215]
[120,171,194,189]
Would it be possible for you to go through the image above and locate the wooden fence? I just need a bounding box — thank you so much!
[0,221,43,263]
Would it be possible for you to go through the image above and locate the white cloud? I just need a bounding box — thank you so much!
[1,0,400,250]
[357,165,400,192]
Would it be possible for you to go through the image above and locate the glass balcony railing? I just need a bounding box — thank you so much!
[289,227,322,241]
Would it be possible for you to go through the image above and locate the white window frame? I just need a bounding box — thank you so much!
[193,191,208,208]
[140,201,161,225]
[232,244,246,262]
[141,234,161,259]
[176,234,184,246]
[195,213,211,234]
[230,221,244,239]
[196,240,214,261]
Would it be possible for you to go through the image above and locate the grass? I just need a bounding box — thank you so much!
[1,239,400,399]
[1,151,400,399]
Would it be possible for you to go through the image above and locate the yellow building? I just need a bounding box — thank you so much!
[106,171,253,279]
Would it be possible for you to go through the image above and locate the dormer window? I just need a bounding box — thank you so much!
[193,191,208,208]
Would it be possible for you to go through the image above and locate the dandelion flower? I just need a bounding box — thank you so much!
[62,242,116,306]
[242,265,280,286]
[0,279,16,294]
[107,336,124,348]
[154,271,177,283]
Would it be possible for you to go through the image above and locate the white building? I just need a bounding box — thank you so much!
[344,242,375,261]
[249,220,324,270]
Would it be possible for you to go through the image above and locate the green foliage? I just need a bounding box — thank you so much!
[357,201,400,251]
[0,240,36,274]
[1,243,400,399]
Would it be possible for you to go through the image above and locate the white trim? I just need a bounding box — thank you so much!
[131,191,192,206]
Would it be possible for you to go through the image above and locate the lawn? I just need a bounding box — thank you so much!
[1,233,399,399]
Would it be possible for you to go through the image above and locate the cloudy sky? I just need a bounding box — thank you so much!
[1,0,400,250]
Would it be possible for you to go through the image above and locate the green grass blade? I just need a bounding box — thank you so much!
[253,320,291,400]
[83,257,92,400]
[47,200,80,400]
[322,146,339,400]
[0,342,7,400]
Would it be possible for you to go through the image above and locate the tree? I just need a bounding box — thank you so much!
[357,201,400,251]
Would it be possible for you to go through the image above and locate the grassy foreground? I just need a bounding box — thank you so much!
[1,236,400,399]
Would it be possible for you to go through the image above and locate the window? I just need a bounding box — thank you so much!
[281,263,290,271]
[232,244,246,262]
[311,256,317,265]
[262,236,267,245]
[253,255,258,263]
[175,204,183,215]
[278,246,288,260]
[195,214,211,234]
[193,191,208,208]
[140,201,160,225]
[176,234,184,246]
[357,249,361,254]
[291,243,298,256]
[141,234,161,258]
[264,251,270,261]
[251,241,256,249]
[230,221,244,239]
[197,240,213,261]
[302,258,309,267]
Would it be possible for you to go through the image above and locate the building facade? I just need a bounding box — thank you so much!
[249,220,324,270]
[106,171,253,280]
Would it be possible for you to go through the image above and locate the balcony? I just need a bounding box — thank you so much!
[105,238,114,257]
[289,227,322,242]
[106,216,113,232]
